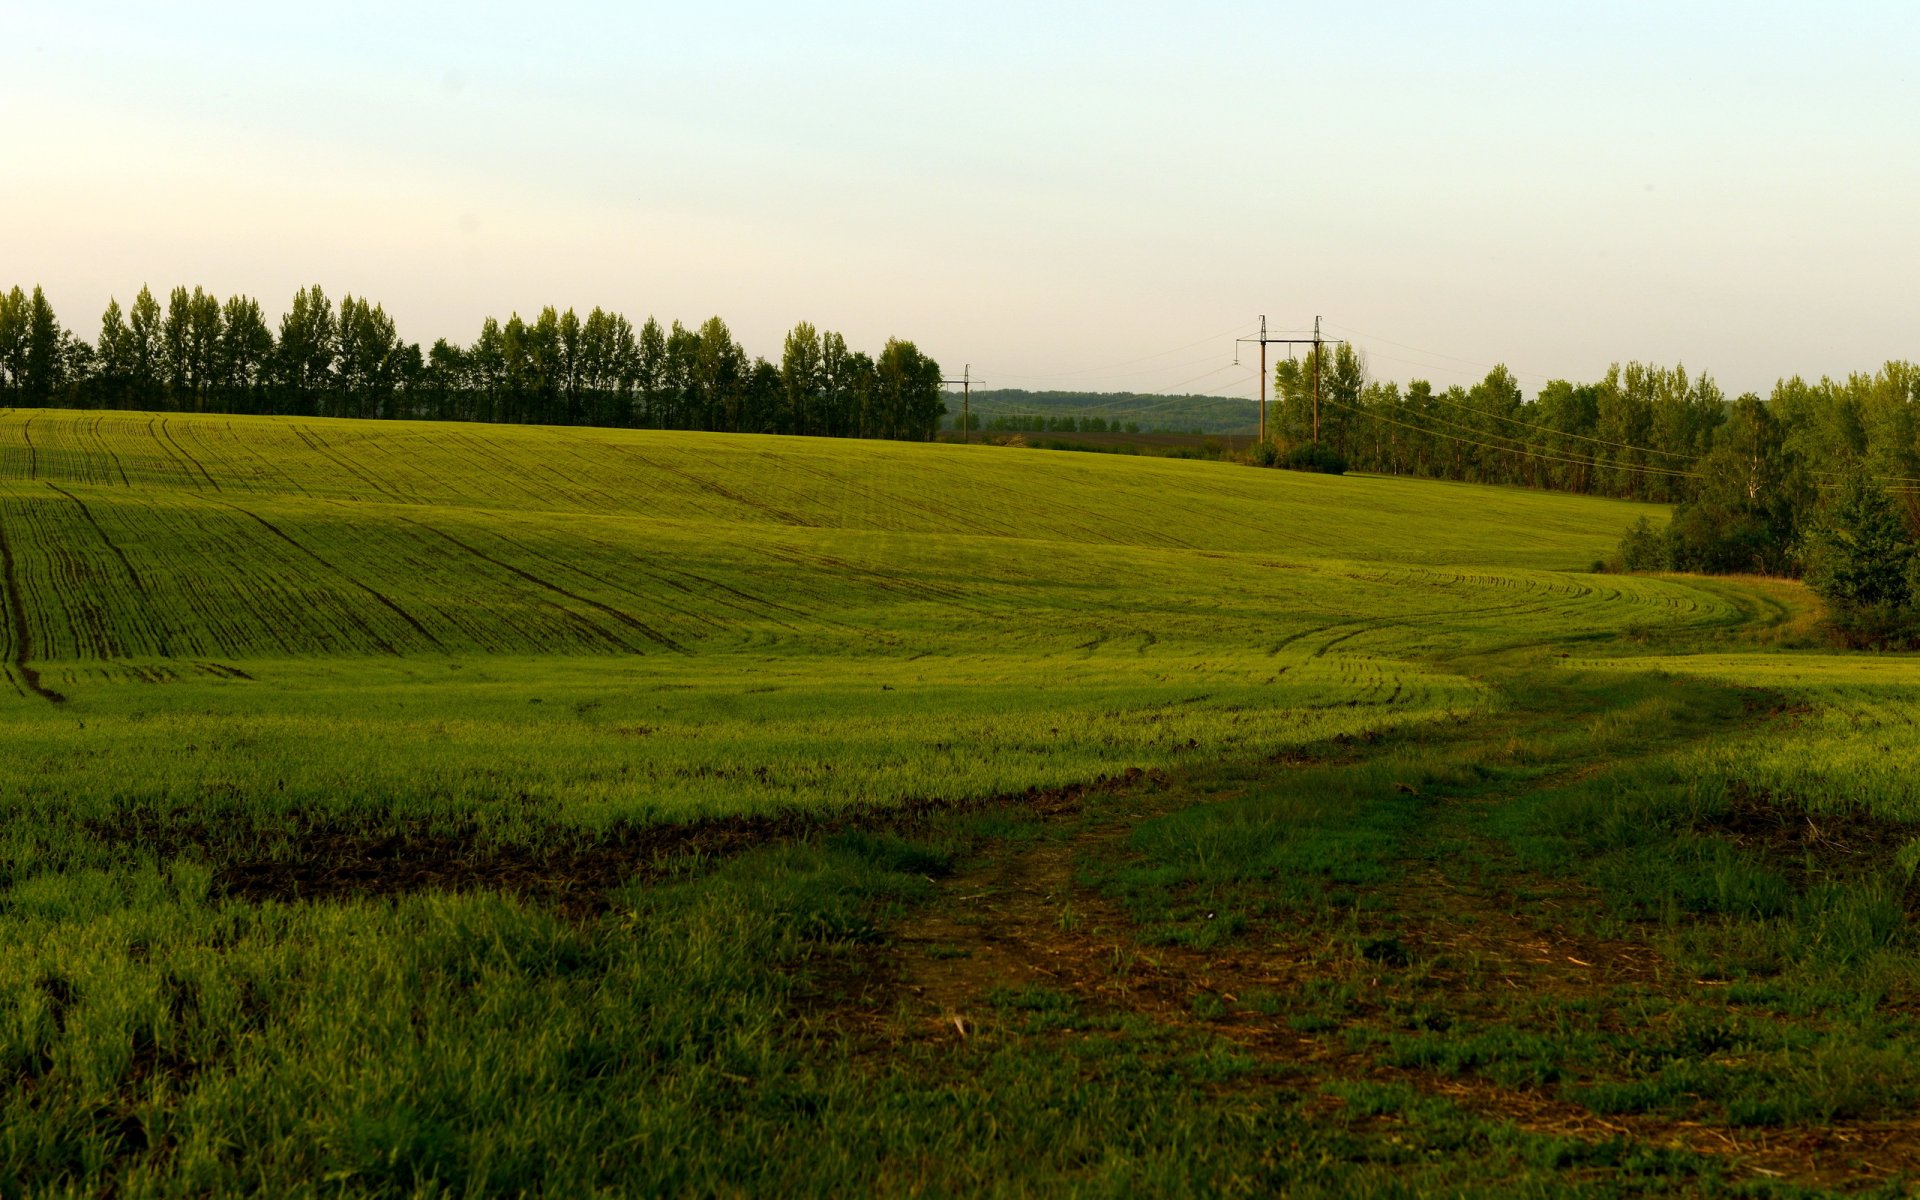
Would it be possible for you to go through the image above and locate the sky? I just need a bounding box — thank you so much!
[5,1,1917,399]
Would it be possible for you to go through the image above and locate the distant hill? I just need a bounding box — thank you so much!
[945,389,1260,435]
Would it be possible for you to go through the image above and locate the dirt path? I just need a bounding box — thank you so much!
[868,711,1920,1193]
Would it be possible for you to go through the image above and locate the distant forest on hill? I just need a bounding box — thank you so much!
[0,284,945,440]
[951,390,1259,436]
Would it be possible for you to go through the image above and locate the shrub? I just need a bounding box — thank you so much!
[1664,504,1780,573]
[1617,517,1670,572]
[1282,444,1347,475]
[1825,603,1920,649]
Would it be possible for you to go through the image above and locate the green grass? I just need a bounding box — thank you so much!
[0,410,1721,873]
[5,409,1919,1196]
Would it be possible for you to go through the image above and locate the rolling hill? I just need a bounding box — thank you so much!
[0,409,1727,837]
[13,409,1916,1196]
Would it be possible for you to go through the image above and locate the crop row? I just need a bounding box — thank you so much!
[0,483,1743,679]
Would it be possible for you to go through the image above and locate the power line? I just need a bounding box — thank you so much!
[989,348,1240,386]
[1349,357,1920,479]
[1160,361,1253,395]
[940,364,981,444]
[1338,392,1920,489]
[1321,320,1560,384]
[1238,315,1343,444]
[968,368,1253,418]
[985,319,1256,384]
[1315,392,1704,480]
[1406,388,1704,464]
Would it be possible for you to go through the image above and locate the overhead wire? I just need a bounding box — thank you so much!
[1346,335,1920,481]
[1322,320,1560,385]
[975,319,1920,485]
[975,363,1253,417]
[982,319,1256,384]
[1404,387,1703,464]
[989,349,1239,386]
[1313,392,1704,480]
[1318,320,1722,465]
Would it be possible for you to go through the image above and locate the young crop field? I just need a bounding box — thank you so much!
[3,408,1918,1196]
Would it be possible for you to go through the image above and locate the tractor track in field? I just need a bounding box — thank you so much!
[210,498,442,653]
[622,451,822,528]
[482,516,779,636]
[90,415,131,487]
[46,483,148,596]
[0,499,65,704]
[836,682,1920,1194]
[290,424,406,502]
[158,418,222,491]
[391,512,690,655]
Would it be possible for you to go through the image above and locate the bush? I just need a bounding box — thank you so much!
[1826,603,1920,650]
[1282,444,1347,475]
[1664,504,1781,574]
[1616,517,1670,572]
[1251,439,1280,468]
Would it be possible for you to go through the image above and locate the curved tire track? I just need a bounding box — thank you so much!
[0,502,65,703]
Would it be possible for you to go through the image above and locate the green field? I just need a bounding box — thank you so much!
[0,412,1707,842]
[4,410,1919,1196]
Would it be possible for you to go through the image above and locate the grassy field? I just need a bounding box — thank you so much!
[3,409,1918,1196]
[0,412,1708,851]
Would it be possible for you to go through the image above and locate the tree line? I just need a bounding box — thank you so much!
[977,414,1151,434]
[1267,346,1920,638]
[954,389,1262,437]
[0,284,946,440]
[1269,348,1919,507]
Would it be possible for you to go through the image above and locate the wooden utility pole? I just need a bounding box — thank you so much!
[1238,318,1285,443]
[1238,317,1343,445]
[1312,315,1323,447]
[942,365,980,443]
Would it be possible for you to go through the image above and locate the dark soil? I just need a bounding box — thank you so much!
[93,768,1171,915]
[1701,781,1920,899]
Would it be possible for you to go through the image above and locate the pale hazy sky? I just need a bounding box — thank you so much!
[6,2,1916,398]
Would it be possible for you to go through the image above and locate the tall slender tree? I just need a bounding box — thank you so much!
[275,285,336,415]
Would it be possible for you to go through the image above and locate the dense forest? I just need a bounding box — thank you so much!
[0,284,946,440]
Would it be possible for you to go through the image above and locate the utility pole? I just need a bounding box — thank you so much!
[942,364,980,444]
[1249,317,1269,443]
[1238,317,1344,445]
[1312,315,1323,447]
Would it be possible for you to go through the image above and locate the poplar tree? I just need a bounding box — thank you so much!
[275,285,336,415]
[635,317,667,428]
[0,287,26,398]
[95,298,135,407]
[128,286,164,408]
[218,295,274,409]
[21,287,69,404]
[781,322,825,436]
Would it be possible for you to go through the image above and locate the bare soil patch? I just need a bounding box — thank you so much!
[90,769,1170,914]
[863,764,1920,1193]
